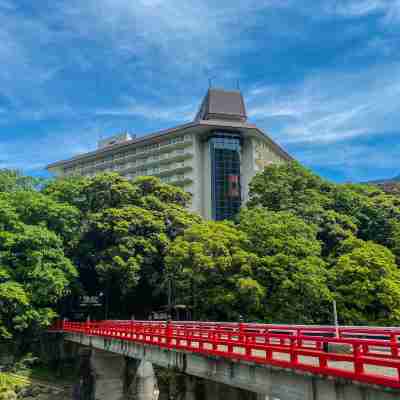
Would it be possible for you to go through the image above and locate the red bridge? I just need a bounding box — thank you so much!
[51,319,400,391]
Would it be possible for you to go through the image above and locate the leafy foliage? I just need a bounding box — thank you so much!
[239,208,332,323]
[246,161,400,324]
[44,173,199,318]
[0,185,77,339]
[0,169,43,193]
[2,162,400,333]
[333,241,400,324]
[165,221,260,320]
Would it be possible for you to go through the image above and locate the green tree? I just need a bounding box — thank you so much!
[0,169,43,193]
[248,162,400,262]
[0,199,77,340]
[87,206,168,293]
[333,241,400,325]
[248,161,333,214]
[44,173,199,318]
[2,191,81,251]
[165,221,261,320]
[239,208,332,323]
[42,175,90,211]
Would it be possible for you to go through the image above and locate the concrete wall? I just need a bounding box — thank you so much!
[64,333,400,400]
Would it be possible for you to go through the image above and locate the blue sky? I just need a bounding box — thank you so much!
[1,0,400,182]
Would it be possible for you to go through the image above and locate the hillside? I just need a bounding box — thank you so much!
[368,175,400,195]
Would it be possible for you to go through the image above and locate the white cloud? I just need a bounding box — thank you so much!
[328,0,385,16]
[0,122,104,173]
[293,138,400,182]
[0,0,399,182]
[248,63,400,144]
[321,0,400,22]
[94,101,196,122]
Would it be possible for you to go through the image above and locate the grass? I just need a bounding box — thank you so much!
[0,372,30,395]
[14,365,76,386]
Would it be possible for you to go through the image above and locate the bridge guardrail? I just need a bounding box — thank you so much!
[49,320,400,389]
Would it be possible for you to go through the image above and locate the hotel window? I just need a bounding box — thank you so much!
[209,133,242,221]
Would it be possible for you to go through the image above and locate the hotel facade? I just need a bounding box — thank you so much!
[47,89,292,220]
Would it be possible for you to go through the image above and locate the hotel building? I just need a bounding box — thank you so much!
[47,89,292,220]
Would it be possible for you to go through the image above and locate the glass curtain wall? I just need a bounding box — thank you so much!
[209,133,242,220]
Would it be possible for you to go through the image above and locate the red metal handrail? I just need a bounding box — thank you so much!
[49,320,400,389]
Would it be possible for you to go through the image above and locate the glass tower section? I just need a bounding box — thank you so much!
[209,133,242,221]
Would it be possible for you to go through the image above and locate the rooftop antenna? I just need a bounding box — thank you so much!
[236,79,241,91]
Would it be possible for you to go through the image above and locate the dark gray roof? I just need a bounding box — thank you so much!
[47,89,293,170]
[195,89,247,122]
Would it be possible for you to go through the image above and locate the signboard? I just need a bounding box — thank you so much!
[152,311,169,320]
[80,295,102,307]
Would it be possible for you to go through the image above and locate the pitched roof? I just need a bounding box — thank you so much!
[195,89,247,122]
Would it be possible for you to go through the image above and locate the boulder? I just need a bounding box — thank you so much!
[29,386,42,397]
[17,388,33,398]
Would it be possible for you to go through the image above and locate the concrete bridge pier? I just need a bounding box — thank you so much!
[130,359,159,400]
[91,348,126,400]
[184,376,196,400]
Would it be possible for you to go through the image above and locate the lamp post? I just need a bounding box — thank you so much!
[165,217,178,321]
[167,275,172,321]
[333,300,339,338]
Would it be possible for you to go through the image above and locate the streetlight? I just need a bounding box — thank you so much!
[333,300,339,338]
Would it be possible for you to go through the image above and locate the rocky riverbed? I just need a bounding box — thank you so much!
[12,384,71,400]
[0,374,72,400]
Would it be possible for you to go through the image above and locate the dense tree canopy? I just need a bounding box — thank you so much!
[333,240,400,325]
[0,192,76,340]
[44,173,199,318]
[239,208,332,323]
[165,221,261,320]
[246,161,400,324]
[2,160,400,340]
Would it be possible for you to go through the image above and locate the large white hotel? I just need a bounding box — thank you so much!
[47,89,292,220]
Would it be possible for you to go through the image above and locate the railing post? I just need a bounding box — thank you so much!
[239,317,251,358]
[354,344,364,377]
[166,319,173,349]
[290,336,298,365]
[391,333,399,357]
[86,315,91,335]
[319,350,327,369]
[131,315,135,339]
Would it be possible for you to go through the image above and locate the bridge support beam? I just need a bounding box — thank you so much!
[65,334,400,400]
[311,379,399,400]
[91,348,126,400]
[204,380,259,400]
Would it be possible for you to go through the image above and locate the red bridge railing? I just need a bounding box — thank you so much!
[50,320,400,389]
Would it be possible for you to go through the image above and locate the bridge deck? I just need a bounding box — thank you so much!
[50,320,400,389]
